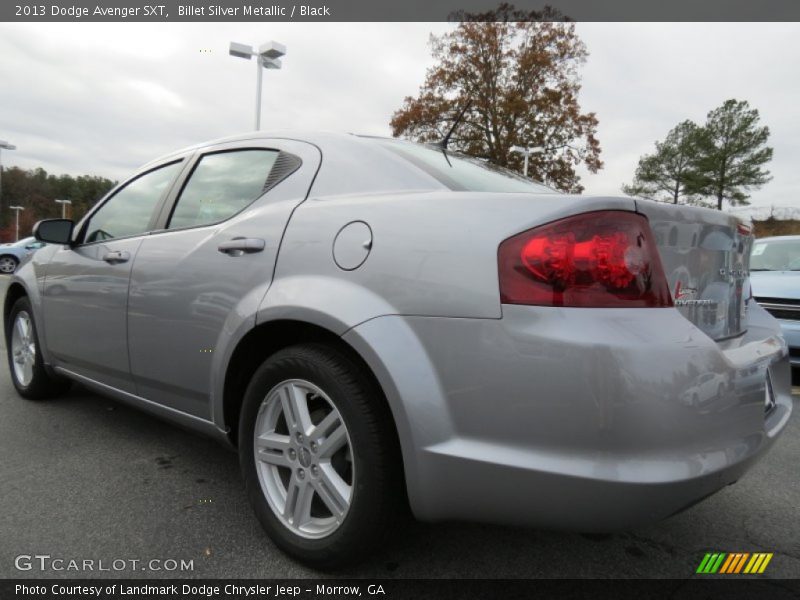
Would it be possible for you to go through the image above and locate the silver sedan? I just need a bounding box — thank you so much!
[4,133,793,567]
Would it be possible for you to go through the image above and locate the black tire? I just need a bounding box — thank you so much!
[0,255,19,274]
[239,343,403,569]
[6,296,71,399]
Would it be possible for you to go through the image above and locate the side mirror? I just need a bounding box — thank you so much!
[33,219,74,245]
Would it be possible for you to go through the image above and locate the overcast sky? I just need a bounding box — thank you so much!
[1,22,798,212]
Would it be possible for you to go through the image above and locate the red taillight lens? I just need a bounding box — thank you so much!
[498,211,673,308]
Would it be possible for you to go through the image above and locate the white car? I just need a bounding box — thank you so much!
[0,237,47,274]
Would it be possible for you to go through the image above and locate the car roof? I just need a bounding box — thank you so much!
[142,131,379,169]
[135,131,558,199]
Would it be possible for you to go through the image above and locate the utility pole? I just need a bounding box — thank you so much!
[229,41,286,130]
[0,140,17,210]
[9,205,24,241]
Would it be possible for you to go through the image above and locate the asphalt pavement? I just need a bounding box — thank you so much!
[0,276,798,579]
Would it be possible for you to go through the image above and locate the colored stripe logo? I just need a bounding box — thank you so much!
[696,552,773,574]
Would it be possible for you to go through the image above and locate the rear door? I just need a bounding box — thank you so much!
[41,159,187,391]
[126,139,320,418]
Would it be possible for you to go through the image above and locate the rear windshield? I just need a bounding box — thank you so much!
[751,238,800,271]
[374,138,557,194]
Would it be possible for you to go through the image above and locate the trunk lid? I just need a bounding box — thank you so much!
[635,199,752,341]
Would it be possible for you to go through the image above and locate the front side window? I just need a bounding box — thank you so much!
[168,149,279,230]
[83,161,182,243]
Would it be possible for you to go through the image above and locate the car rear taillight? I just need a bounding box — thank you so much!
[498,211,673,308]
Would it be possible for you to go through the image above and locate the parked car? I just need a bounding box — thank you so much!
[679,372,731,409]
[4,133,793,568]
[0,236,46,274]
[750,235,800,381]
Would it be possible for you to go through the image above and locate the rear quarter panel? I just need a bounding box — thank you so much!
[259,192,637,326]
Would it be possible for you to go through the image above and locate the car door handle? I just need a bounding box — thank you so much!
[217,238,266,256]
[102,250,130,264]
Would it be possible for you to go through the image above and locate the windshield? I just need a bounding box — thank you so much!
[750,238,800,271]
[374,138,557,194]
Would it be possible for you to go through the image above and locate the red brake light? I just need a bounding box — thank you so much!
[498,211,673,308]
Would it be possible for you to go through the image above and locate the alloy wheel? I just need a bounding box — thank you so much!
[253,378,354,539]
[11,310,36,386]
[0,257,17,273]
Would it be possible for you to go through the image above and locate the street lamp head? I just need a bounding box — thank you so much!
[229,42,254,60]
[511,145,546,155]
[261,57,282,70]
[0,141,16,151]
[9,206,24,210]
[259,41,286,60]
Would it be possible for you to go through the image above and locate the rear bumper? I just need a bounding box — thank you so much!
[344,301,792,530]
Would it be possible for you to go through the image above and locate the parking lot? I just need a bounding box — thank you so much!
[0,276,798,580]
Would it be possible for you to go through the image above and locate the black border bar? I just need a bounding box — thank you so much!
[3,0,800,22]
[4,579,800,600]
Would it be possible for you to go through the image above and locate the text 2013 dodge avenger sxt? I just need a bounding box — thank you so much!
[5,133,792,567]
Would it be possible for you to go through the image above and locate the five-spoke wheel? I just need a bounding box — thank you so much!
[254,379,354,539]
[0,255,19,274]
[239,343,403,568]
[10,310,36,386]
[5,296,71,399]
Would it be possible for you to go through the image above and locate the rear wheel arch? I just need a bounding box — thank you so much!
[222,320,404,464]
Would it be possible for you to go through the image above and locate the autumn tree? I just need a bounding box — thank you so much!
[622,120,705,205]
[390,4,602,193]
[0,166,116,241]
[686,99,773,210]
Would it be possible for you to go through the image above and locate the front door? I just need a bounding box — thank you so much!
[41,160,185,392]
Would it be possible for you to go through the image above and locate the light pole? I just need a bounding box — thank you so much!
[9,205,23,241]
[229,41,286,130]
[510,145,545,178]
[55,198,72,219]
[0,140,16,206]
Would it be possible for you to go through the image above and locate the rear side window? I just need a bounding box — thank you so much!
[374,138,557,194]
[83,161,182,243]
[168,149,280,229]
